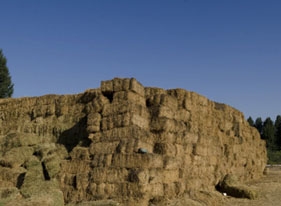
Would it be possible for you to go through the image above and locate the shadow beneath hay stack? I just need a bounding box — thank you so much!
[57,117,91,152]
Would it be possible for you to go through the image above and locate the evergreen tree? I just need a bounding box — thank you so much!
[247,116,254,127]
[275,115,281,149]
[274,115,281,130]
[254,117,263,136]
[0,49,14,98]
[262,117,276,149]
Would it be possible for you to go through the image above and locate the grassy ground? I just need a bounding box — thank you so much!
[267,149,281,164]
[224,166,281,206]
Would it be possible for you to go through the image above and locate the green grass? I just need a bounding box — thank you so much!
[267,149,281,164]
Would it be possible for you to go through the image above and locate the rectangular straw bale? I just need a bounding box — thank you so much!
[90,168,128,183]
[75,173,89,191]
[101,114,128,130]
[89,141,119,154]
[102,102,149,117]
[87,125,100,133]
[157,105,175,119]
[0,181,15,188]
[88,182,117,198]
[96,182,106,197]
[111,153,163,168]
[61,173,76,186]
[143,183,164,196]
[116,182,145,198]
[163,182,183,198]
[101,80,113,93]
[129,78,145,96]
[1,146,34,168]
[193,144,208,156]
[159,132,186,143]
[97,126,150,142]
[134,169,149,183]
[70,146,90,160]
[177,133,199,145]
[167,89,188,106]
[101,113,149,131]
[101,114,123,131]
[112,91,145,106]
[148,169,180,184]
[131,114,149,129]
[60,160,90,174]
[87,112,101,133]
[175,109,190,122]
[0,166,25,185]
[153,142,177,156]
[129,139,154,153]
[90,154,112,167]
[164,156,183,169]
[113,138,154,154]
[144,87,166,97]
[88,132,101,142]
[160,94,178,110]
[113,78,130,91]
[101,78,144,96]
[150,118,186,133]
[87,112,101,126]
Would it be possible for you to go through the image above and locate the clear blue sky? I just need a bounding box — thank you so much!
[1,0,280,120]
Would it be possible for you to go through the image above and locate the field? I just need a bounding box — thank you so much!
[163,166,281,206]
[224,166,281,206]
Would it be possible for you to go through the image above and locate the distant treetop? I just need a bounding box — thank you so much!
[0,49,14,98]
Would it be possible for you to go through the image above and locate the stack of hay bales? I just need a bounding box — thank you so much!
[0,77,267,206]
[86,78,161,205]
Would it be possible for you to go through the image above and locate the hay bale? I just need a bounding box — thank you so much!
[87,113,101,133]
[102,102,149,118]
[60,160,90,174]
[101,113,149,131]
[153,142,178,156]
[147,169,180,184]
[91,95,110,113]
[70,146,90,161]
[90,154,112,167]
[111,154,163,169]
[128,169,140,183]
[89,125,151,144]
[163,157,182,169]
[144,87,167,98]
[217,174,258,199]
[0,146,34,168]
[89,141,119,155]
[112,91,145,105]
[0,187,20,201]
[101,78,144,96]
[0,166,26,186]
[157,106,175,119]
[90,168,128,183]
[150,118,186,133]
[79,89,101,103]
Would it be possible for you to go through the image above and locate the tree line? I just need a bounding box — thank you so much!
[247,116,281,150]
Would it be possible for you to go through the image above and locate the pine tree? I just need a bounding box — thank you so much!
[247,116,254,127]
[0,49,14,98]
[275,115,281,149]
[254,117,263,136]
[262,117,276,149]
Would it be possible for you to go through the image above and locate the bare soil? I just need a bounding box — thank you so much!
[224,166,281,206]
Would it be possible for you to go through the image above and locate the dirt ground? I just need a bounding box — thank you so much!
[224,166,281,206]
